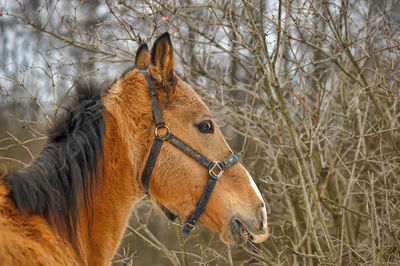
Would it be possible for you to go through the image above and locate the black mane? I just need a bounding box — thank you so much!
[6,80,105,253]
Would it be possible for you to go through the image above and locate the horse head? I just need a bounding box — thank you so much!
[126,33,269,244]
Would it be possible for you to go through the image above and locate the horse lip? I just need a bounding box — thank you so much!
[231,218,247,244]
[231,218,268,244]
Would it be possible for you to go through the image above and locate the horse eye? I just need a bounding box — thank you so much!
[197,120,214,134]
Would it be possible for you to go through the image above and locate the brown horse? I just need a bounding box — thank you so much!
[0,33,268,265]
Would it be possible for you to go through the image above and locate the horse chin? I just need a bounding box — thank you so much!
[218,228,241,245]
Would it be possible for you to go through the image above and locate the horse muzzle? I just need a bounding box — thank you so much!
[230,205,269,244]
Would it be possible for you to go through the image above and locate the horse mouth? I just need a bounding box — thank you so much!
[231,219,257,244]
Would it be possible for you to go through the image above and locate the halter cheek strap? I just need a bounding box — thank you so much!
[140,71,240,234]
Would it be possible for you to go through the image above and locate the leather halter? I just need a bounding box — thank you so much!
[140,71,240,234]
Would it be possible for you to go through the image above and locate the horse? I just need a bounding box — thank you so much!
[0,32,269,265]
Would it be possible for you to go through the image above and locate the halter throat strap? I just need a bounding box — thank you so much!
[140,71,239,234]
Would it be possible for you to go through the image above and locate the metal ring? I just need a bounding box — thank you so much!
[209,161,224,179]
[155,125,170,140]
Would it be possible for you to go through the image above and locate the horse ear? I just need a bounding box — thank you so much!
[135,44,150,70]
[150,32,175,86]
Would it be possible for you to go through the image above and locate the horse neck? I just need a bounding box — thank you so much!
[79,78,153,265]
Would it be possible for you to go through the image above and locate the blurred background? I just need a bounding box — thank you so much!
[1,0,399,265]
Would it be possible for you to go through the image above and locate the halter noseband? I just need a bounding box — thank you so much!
[140,71,240,234]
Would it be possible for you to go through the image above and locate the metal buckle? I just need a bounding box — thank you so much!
[155,125,170,140]
[209,161,224,179]
[182,222,196,234]
[186,222,196,228]
[184,222,196,231]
